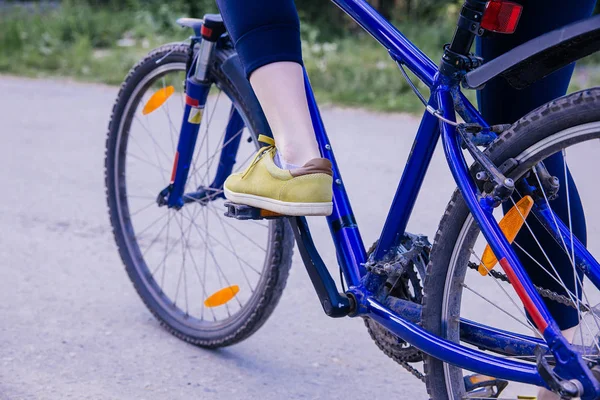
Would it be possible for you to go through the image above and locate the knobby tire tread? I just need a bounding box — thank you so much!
[422,88,600,399]
[105,43,294,348]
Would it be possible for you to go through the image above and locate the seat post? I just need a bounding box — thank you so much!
[448,0,488,56]
[193,15,225,82]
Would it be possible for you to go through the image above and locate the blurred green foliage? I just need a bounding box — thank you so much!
[0,0,599,112]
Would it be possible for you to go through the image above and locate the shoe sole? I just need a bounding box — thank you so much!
[224,188,333,216]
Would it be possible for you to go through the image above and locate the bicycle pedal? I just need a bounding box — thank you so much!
[224,201,287,220]
[464,374,508,398]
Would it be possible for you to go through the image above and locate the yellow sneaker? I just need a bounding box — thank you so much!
[224,135,333,216]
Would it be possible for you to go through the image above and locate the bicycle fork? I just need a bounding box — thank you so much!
[158,16,242,210]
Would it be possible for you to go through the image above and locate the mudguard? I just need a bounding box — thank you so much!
[464,14,600,90]
[220,54,274,140]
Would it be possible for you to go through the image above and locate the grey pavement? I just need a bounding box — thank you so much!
[3,75,596,400]
[0,75,449,400]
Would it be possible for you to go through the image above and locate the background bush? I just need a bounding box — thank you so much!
[1,0,600,112]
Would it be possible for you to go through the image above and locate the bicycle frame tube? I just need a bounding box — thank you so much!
[182,106,245,205]
[163,3,600,393]
[302,0,600,394]
[306,67,549,385]
[330,0,437,87]
[168,76,212,209]
[437,87,600,396]
[373,102,440,259]
[304,71,366,286]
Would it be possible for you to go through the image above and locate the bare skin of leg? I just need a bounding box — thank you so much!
[537,326,578,400]
[249,61,321,167]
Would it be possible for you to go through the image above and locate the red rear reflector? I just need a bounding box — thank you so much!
[481,0,523,34]
[201,25,213,38]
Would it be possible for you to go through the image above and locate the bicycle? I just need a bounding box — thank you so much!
[105,1,600,398]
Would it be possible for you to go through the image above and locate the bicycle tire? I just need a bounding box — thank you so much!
[422,88,600,398]
[105,43,294,348]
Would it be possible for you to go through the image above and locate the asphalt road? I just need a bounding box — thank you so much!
[2,75,597,400]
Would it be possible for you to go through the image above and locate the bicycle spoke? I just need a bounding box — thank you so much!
[134,114,173,167]
[461,282,537,334]
[188,90,222,189]
[129,201,157,217]
[527,172,600,336]
[173,213,193,309]
[127,152,169,176]
[492,185,600,353]
[562,149,585,348]
[532,168,573,264]
[479,202,600,349]
[191,188,224,202]
[508,194,583,310]
[188,126,244,182]
[161,212,171,289]
[141,210,175,256]
[234,150,256,173]
[175,208,217,321]
[161,76,178,154]
[210,207,255,290]
[151,226,185,277]
[134,212,168,238]
[470,250,540,335]
[127,132,167,182]
[189,101,211,190]
[178,213,192,315]
[202,118,229,187]
[127,194,155,200]
[206,204,267,251]
[193,206,235,316]
[512,241,582,303]
[201,206,242,312]
[181,211,262,275]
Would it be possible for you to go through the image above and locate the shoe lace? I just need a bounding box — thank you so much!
[241,134,275,179]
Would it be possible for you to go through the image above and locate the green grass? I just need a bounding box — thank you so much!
[0,3,184,84]
[1,4,599,114]
[302,23,457,113]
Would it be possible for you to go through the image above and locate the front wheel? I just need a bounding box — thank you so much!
[105,43,294,348]
[423,88,600,398]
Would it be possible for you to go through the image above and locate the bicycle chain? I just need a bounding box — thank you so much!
[467,262,590,312]
[377,263,592,385]
[366,250,591,385]
[364,318,426,382]
[399,360,426,383]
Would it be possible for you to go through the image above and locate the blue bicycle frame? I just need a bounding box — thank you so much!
[168,2,600,397]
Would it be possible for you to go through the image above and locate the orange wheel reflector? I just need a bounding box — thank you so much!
[468,374,495,385]
[142,86,175,115]
[478,195,533,276]
[204,285,239,307]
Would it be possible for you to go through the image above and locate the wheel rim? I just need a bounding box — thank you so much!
[441,121,600,398]
[113,61,274,331]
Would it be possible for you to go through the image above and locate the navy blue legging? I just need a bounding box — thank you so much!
[216,0,596,329]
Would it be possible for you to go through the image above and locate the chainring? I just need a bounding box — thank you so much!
[364,238,427,363]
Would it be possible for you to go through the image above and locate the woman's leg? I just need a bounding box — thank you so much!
[216,0,320,167]
[215,0,333,217]
[478,2,596,398]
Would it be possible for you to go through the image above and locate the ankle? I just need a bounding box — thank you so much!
[274,150,301,170]
[276,147,321,167]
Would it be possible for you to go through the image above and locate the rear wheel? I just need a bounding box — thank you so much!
[105,43,294,347]
[423,89,600,398]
